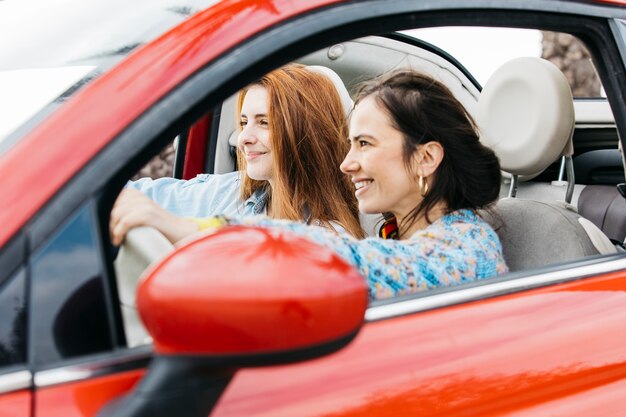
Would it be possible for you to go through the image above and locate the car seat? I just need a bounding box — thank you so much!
[115,227,173,347]
[577,183,626,243]
[476,57,617,272]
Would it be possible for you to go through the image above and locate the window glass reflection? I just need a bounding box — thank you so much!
[0,268,26,368]
[30,204,112,365]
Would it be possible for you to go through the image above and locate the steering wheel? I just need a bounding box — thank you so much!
[114,226,174,347]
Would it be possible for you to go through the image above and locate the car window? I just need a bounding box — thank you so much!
[131,138,178,180]
[29,203,114,365]
[405,27,604,98]
[101,13,624,347]
[0,268,27,368]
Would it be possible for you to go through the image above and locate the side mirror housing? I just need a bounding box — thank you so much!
[100,226,368,417]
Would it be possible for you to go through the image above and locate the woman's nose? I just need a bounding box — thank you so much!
[237,126,257,147]
[340,148,359,174]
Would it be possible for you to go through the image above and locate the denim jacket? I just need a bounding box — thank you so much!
[127,171,266,218]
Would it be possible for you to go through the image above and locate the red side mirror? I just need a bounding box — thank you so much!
[99,227,367,417]
[137,226,368,358]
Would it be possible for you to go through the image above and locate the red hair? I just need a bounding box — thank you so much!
[236,64,362,238]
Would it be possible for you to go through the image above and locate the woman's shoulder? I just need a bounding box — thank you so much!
[439,209,493,230]
[201,170,240,184]
[418,209,500,245]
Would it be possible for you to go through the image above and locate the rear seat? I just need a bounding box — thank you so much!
[510,149,626,245]
[578,184,626,243]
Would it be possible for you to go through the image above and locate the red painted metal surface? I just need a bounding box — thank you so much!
[138,226,368,355]
[183,113,211,180]
[208,270,626,416]
[35,369,143,417]
[0,390,30,417]
[590,0,626,6]
[0,0,346,248]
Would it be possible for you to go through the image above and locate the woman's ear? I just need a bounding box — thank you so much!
[415,141,444,177]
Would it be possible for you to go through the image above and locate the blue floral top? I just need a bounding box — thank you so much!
[209,209,508,300]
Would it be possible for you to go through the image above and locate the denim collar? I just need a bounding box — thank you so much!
[244,187,269,215]
[244,187,312,222]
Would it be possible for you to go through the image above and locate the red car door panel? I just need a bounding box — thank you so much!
[0,390,30,417]
[210,270,626,416]
[35,369,143,417]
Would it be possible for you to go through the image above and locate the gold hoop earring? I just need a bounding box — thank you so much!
[418,176,429,197]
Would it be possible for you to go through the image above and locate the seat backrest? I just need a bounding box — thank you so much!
[476,57,616,271]
[482,199,599,271]
[578,184,626,243]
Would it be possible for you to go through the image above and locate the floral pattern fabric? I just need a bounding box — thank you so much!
[217,209,508,300]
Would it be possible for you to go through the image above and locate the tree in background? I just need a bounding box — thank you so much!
[542,31,601,97]
[131,142,176,180]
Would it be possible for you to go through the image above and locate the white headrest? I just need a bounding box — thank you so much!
[476,57,574,176]
[306,65,354,116]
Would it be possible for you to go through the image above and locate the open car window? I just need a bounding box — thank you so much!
[113,23,625,348]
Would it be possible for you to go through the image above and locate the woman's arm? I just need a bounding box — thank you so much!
[212,215,506,300]
[110,188,200,246]
[125,172,243,218]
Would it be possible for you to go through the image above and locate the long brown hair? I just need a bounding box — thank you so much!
[236,64,363,238]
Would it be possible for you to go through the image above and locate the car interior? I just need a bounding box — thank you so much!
[117,28,626,347]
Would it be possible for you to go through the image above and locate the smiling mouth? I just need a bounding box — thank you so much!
[354,180,372,196]
[245,152,267,160]
[355,180,372,190]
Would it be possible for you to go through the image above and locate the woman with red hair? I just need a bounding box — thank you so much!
[114,64,363,241]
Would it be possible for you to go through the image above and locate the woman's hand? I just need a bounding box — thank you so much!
[109,188,200,245]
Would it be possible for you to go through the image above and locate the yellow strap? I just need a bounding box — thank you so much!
[185,216,228,231]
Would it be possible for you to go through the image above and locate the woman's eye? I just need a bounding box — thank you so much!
[259,119,269,127]
[359,140,370,147]
[239,120,247,128]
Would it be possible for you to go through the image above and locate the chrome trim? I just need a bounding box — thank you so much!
[557,156,566,182]
[365,257,626,322]
[35,348,151,388]
[0,370,31,394]
[565,155,575,204]
[576,124,617,129]
[508,174,518,198]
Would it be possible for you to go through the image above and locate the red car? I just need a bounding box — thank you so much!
[3,0,626,416]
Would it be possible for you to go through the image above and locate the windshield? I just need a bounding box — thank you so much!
[0,0,220,143]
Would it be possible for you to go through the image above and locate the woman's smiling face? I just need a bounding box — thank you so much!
[340,95,422,220]
[237,85,274,182]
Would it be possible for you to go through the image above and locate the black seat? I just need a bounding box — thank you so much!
[578,184,626,243]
